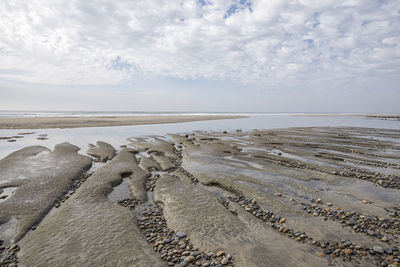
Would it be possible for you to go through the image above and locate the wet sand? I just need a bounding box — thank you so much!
[0,115,245,129]
[1,126,400,266]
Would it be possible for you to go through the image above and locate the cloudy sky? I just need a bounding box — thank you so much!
[0,0,399,112]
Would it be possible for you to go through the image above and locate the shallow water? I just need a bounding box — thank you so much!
[0,187,18,203]
[0,217,18,246]
[108,178,131,202]
[0,114,399,159]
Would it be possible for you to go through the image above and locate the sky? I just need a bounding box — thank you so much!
[0,0,399,112]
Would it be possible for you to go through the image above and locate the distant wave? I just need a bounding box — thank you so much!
[0,110,374,118]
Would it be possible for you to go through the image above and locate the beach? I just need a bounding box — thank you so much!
[0,115,245,129]
[1,120,400,266]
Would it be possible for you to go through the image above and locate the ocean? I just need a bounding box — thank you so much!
[0,112,399,159]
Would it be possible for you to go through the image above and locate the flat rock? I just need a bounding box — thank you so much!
[18,149,164,267]
[86,141,115,162]
[154,174,328,267]
[0,143,92,242]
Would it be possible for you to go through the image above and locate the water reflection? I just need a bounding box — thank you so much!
[0,115,399,159]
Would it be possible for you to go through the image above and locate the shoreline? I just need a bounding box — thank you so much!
[0,115,246,129]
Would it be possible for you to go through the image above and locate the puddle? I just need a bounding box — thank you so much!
[146,191,155,205]
[355,135,400,144]
[0,217,18,247]
[0,187,18,203]
[108,177,131,202]
[224,155,265,170]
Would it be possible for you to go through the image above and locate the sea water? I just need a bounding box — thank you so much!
[0,113,399,159]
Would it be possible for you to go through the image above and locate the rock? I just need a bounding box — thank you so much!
[344,249,352,255]
[86,141,116,162]
[176,232,187,238]
[221,257,229,265]
[216,251,225,257]
[361,200,370,204]
[326,203,332,206]
[184,256,196,263]
[343,241,352,247]
[373,246,384,254]
[346,219,357,226]
[381,236,389,242]
[367,230,376,236]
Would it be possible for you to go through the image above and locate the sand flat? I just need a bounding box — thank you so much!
[0,115,245,129]
[2,126,400,267]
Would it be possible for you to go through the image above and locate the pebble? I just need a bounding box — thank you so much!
[176,232,187,238]
[221,257,229,265]
[373,246,384,254]
[361,200,370,204]
[344,249,353,255]
[184,255,195,263]
[216,251,225,257]
[367,230,376,236]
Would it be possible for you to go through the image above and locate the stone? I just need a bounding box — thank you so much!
[373,246,384,254]
[346,219,357,226]
[221,257,229,265]
[176,232,187,238]
[184,256,196,263]
[216,251,225,257]
[182,251,190,256]
[361,200,370,204]
[367,230,376,236]
[344,249,352,255]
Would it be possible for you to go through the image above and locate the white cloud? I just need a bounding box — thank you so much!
[0,0,399,90]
